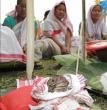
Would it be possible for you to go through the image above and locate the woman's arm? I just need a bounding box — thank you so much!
[65,28,72,53]
[34,20,38,40]
[36,20,42,40]
[52,36,67,54]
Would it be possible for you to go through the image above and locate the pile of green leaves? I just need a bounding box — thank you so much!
[54,54,107,91]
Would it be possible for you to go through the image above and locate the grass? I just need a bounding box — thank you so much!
[0,59,58,89]
[0,58,107,110]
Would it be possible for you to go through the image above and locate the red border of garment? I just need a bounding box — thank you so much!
[51,30,62,37]
[0,54,26,63]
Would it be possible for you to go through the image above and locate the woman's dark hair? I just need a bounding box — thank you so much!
[44,10,50,20]
[17,0,23,5]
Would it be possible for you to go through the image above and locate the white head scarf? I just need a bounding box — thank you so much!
[6,10,17,18]
[86,5,105,39]
[45,1,73,34]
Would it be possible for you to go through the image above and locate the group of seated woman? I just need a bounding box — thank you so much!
[1,0,107,62]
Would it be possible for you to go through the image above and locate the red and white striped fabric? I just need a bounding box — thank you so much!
[77,74,87,90]
[30,97,83,110]
[16,74,87,94]
[30,94,91,110]
[31,74,93,106]
[16,74,93,109]
[32,76,49,94]
[16,79,33,88]
[0,54,26,63]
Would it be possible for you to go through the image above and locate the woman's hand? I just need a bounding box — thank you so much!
[43,30,50,37]
[86,37,93,42]
[61,45,67,54]
[61,45,70,54]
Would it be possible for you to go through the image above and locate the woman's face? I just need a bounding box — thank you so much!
[91,5,102,22]
[16,0,26,19]
[54,3,66,20]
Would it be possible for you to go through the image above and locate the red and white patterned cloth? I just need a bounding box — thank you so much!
[0,54,26,63]
[16,79,33,88]
[16,74,93,110]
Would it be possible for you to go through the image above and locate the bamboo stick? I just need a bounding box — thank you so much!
[75,46,80,75]
[82,0,86,62]
[26,0,35,79]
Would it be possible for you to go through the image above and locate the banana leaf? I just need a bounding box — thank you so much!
[54,54,107,91]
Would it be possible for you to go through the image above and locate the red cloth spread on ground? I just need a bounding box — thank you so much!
[86,40,107,52]
[86,40,107,62]
[0,86,38,110]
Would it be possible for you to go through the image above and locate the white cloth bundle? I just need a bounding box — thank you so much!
[30,74,93,110]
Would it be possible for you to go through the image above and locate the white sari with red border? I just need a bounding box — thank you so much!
[0,26,26,63]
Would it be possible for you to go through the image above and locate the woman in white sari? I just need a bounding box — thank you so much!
[34,1,73,60]
[0,25,26,63]
[3,0,38,50]
[43,1,73,54]
[85,4,107,41]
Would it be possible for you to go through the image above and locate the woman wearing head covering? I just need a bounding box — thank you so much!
[3,0,38,50]
[44,1,73,54]
[34,1,73,60]
[3,0,27,29]
[43,1,73,54]
[85,4,107,41]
